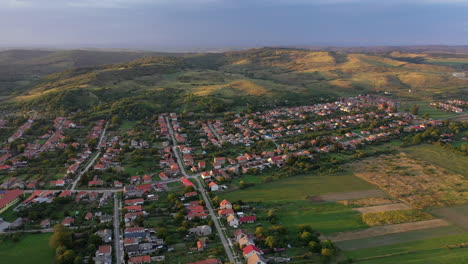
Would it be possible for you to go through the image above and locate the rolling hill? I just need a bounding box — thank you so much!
[1,47,467,117]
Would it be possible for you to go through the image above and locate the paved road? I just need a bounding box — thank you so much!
[164,114,241,264]
[70,122,108,190]
[194,177,241,264]
[113,194,123,264]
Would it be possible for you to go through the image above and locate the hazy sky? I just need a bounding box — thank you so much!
[0,0,467,50]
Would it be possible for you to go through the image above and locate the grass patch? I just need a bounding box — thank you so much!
[403,144,468,177]
[0,233,54,264]
[361,209,434,226]
[346,233,468,264]
[337,225,464,251]
[220,171,374,202]
[258,201,368,235]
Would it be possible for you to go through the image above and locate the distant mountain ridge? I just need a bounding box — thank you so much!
[0,47,466,117]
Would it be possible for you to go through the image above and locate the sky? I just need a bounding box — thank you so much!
[0,0,467,51]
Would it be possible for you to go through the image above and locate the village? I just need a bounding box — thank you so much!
[0,94,467,264]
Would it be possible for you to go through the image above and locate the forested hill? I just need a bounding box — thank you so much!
[1,47,467,118]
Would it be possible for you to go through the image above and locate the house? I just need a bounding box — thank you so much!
[128,255,151,264]
[189,225,212,236]
[142,175,152,183]
[62,217,74,227]
[218,209,234,217]
[96,229,113,243]
[0,189,23,214]
[159,172,168,181]
[124,227,146,238]
[243,245,263,259]
[125,198,144,206]
[247,252,267,264]
[124,205,142,212]
[239,216,257,224]
[238,236,255,248]
[201,171,211,179]
[184,191,198,198]
[227,214,239,227]
[114,181,123,188]
[197,240,206,251]
[40,219,51,229]
[219,199,232,209]
[85,212,93,221]
[50,180,65,187]
[208,182,219,191]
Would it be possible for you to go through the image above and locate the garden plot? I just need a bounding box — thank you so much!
[354,153,468,209]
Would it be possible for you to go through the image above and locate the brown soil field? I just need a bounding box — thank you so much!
[354,203,411,214]
[353,153,468,209]
[307,189,388,202]
[338,197,396,207]
[323,219,450,242]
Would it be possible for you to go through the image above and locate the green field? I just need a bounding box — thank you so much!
[403,144,468,177]
[254,201,368,235]
[345,233,468,264]
[220,171,374,202]
[0,233,54,264]
[337,225,464,251]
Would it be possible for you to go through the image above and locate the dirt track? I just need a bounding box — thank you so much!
[354,203,411,213]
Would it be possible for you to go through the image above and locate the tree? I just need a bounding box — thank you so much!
[308,241,321,253]
[111,115,121,125]
[59,250,76,264]
[321,248,333,258]
[212,196,220,205]
[49,224,72,250]
[265,236,277,249]
[157,227,168,239]
[255,227,265,237]
[422,113,430,120]
[184,186,195,193]
[299,231,313,243]
[411,105,419,115]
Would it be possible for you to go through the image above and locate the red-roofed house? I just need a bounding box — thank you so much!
[85,212,93,221]
[239,216,257,224]
[243,245,263,259]
[128,255,151,264]
[208,182,219,191]
[218,209,234,217]
[220,200,232,209]
[0,189,23,213]
[142,175,152,183]
[62,217,74,227]
[197,240,206,251]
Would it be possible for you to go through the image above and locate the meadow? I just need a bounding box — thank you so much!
[0,233,54,264]
[220,171,375,202]
[336,225,464,251]
[403,144,468,177]
[344,233,468,264]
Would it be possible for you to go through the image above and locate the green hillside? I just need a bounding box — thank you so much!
[1,48,467,116]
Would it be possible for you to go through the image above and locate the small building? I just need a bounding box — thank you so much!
[208,182,219,192]
[227,214,239,227]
